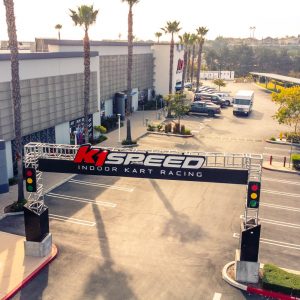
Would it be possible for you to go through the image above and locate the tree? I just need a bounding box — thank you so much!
[70,5,98,144]
[161,21,181,96]
[122,0,140,144]
[179,33,191,93]
[4,0,25,204]
[195,26,208,91]
[155,31,162,43]
[55,24,62,40]
[213,79,226,91]
[189,33,197,85]
[170,93,189,127]
[272,87,300,134]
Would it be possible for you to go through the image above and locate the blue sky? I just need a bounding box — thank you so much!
[0,0,299,41]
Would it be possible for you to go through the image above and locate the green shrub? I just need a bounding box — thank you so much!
[94,125,107,134]
[291,153,300,170]
[122,139,137,145]
[147,124,156,132]
[286,132,300,144]
[173,123,180,134]
[180,124,185,134]
[184,129,191,135]
[270,137,276,141]
[262,264,300,297]
[9,177,18,186]
[157,124,163,131]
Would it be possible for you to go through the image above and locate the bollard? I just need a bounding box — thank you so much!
[283,156,286,167]
[269,155,273,165]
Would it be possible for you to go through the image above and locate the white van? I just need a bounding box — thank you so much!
[233,90,254,116]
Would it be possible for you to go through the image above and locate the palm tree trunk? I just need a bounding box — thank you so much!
[125,5,134,143]
[186,48,191,82]
[83,29,90,144]
[196,42,203,91]
[191,45,195,85]
[181,49,187,93]
[58,31,61,40]
[4,0,24,203]
[169,34,174,94]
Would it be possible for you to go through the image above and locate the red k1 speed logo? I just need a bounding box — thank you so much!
[74,145,205,170]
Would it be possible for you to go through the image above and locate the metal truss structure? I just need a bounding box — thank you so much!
[24,142,263,220]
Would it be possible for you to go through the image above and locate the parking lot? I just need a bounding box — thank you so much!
[1,82,299,300]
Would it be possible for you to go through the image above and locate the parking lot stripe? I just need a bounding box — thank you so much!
[49,214,95,226]
[212,292,222,300]
[262,189,300,198]
[233,233,300,251]
[46,192,117,207]
[240,215,300,229]
[68,179,134,192]
[260,203,300,212]
[262,177,300,186]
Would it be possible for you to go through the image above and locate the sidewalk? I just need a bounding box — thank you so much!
[222,261,300,300]
[262,161,300,174]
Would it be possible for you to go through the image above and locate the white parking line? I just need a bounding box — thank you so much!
[212,292,222,300]
[49,213,95,226]
[46,192,117,207]
[262,177,300,186]
[69,179,134,192]
[260,203,300,212]
[240,215,300,229]
[264,147,300,153]
[262,189,300,198]
[233,233,300,250]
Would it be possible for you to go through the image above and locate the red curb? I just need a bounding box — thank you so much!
[247,286,300,300]
[2,244,58,300]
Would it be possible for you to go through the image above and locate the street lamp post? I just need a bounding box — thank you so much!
[117,114,121,143]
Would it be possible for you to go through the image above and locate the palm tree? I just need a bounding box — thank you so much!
[55,24,62,40]
[161,21,181,94]
[161,21,181,117]
[70,5,98,144]
[4,0,24,204]
[189,33,197,84]
[155,32,162,43]
[179,32,191,93]
[122,0,139,144]
[195,26,208,91]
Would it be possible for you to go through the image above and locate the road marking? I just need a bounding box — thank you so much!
[191,130,200,133]
[262,177,300,186]
[69,179,134,192]
[262,189,300,198]
[263,153,290,158]
[46,192,117,207]
[233,233,300,250]
[213,292,222,300]
[49,213,95,226]
[261,203,300,212]
[240,215,300,229]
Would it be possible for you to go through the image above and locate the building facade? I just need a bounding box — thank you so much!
[0,39,183,178]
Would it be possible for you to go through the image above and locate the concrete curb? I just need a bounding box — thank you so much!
[262,163,300,175]
[1,244,58,300]
[266,139,300,147]
[222,261,300,300]
[146,131,193,138]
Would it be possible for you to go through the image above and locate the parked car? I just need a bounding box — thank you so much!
[188,101,221,117]
[194,93,226,107]
[216,92,233,106]
[175,82,193,91]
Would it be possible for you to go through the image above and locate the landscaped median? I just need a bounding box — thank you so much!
[223,262,300,299]
[146,122,193,137]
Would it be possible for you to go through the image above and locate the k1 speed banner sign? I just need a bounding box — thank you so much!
[38,145,248,184]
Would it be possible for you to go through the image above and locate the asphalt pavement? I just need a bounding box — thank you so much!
[1,82,299,300]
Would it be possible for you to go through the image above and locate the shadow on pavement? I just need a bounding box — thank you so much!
[81,204,137,300]
[150,180,205,243]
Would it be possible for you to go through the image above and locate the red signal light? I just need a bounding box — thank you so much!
[26,170,33,177]
[251,184,258,192]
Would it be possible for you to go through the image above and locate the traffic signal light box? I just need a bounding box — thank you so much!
[25,168,37,192]
[247,181,261,208]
